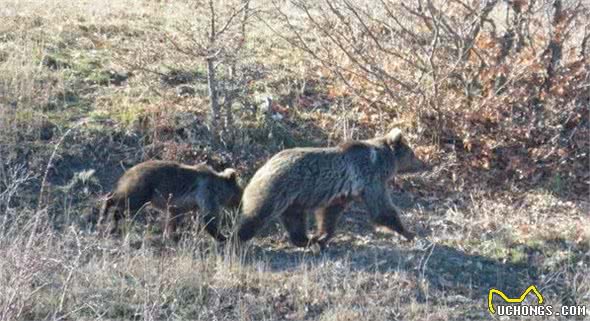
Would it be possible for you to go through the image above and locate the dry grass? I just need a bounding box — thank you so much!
[0,0,588,320]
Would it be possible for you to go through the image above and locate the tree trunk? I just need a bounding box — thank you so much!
[240,0,250,41]
[222,81,235,145]
[206,57,219,141]
[543,0,563,92]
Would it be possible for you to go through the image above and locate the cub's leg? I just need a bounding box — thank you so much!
[110,206,125,235]
[98,193,113,230]
[197,197,226,242]
[98,195,115,236]
[311,202,347,249]
[162,207,184,242]
[99,197,126,236]
[281,204,310,247]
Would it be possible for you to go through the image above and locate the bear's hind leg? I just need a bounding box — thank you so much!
[281,204,310,248]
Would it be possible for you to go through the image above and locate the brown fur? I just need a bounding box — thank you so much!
[236,128,426,249]
[99,160,242,242]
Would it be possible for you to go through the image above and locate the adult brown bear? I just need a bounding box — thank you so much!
[236,128,426,249]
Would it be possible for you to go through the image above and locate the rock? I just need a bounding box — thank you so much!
[39,120,57,141]
[176,85,196,97]
[107,70,129,86]
[42,55,70,70]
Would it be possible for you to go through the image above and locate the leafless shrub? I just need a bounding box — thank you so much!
[268,0,587,124]
[121,0,255,146]
[267,0,588,190]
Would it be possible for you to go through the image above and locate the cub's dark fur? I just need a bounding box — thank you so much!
[236,128,426,249]
[99,160,242,242]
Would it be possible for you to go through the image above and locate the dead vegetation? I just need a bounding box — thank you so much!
[0,0,588,320]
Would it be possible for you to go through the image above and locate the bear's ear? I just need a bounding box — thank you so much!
[384,128,403,146]
[221,168,238,181]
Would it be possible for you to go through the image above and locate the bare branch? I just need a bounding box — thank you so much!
[341,0,428,73]
[319,1,418,93]
[215,0,251,39]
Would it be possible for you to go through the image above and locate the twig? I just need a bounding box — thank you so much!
[27,120,85,250]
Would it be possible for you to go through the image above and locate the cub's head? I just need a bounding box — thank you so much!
[384,128,429,174]
[218,168,243,208]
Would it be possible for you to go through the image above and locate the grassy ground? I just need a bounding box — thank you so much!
[0,1,588,320]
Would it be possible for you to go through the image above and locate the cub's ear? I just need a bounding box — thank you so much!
[221,168,238,181]
[384,128,403,146]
